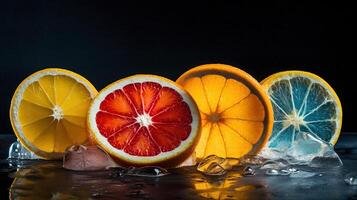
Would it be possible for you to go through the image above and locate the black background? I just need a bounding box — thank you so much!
[0,1,354,134]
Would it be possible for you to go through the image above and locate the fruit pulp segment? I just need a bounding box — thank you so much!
[180,74,266,158]
[97,82,193,156]
[204,123,226,158]
[18,75,90,153]
[201,74,226,112]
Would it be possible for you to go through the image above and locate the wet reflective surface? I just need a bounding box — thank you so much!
[2,135,357,199]
[1,159,357,200]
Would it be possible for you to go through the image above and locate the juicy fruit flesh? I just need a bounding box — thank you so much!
[267,76,340,148]
[181,74,266,159]
[96,82,193,157]
[18,75,92,153]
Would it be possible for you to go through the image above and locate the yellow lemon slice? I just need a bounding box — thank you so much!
[10,68,98,159]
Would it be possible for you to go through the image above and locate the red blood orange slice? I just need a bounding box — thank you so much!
[88,75,201,167]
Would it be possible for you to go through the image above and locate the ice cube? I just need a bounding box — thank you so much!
[308,149,343,168]
[196,155,240,176]
[8,140,39,160]
[258,148,285,161]
[344,173,357,185]
[204,162,227,176]
[63,145,119,171]
[309,155,343,168]
[286,131,328,162]
[261,131,343,168]
[197,155,226,176]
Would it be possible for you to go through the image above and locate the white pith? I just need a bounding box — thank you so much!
[88,75,200,164]
[51,105,64,120]
[136,113,152,128]
[283,109,305,129]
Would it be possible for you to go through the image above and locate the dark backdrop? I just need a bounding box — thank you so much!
[0,1,354,134]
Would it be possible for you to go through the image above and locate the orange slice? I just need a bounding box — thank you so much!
[87,75,201,167]
[177,64,274,160]
[10,68,98,159]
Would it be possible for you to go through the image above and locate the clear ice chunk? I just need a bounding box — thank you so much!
[260,131,343,168]
[308,150,343,168]
[8,140,40,160]
[286,131,329,162]
[197,155,226,176]
[204,162,227,176]
[344,173,357,185]
[196,155,240,176]
[63,145,119,171]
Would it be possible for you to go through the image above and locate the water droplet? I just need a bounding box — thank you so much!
[279,169,291,176]
[344,173,357,185]
[266,168,280,176]
[265,167,297,176]
[242,166,255,176]
[287,167,299,173]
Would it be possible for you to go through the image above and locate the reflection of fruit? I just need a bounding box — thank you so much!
[194,177,238,199]
[193,173,261,200]
[177,64,274,160]
[261,71,342,148]
[10,68,98,159]
[88,75,200,167]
